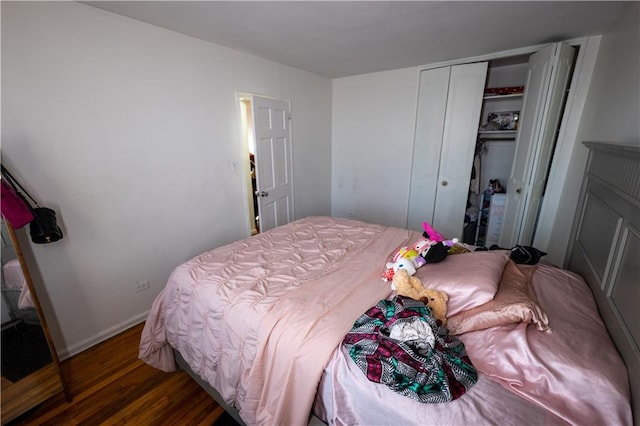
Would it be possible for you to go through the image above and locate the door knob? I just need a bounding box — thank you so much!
[441,180,448,186]
[516,188,522,194]
[255,191,269,197]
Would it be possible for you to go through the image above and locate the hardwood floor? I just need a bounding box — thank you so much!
[7,322,226,425]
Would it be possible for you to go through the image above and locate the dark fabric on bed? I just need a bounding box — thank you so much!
[475,244,547,265]
[342,295,477,403]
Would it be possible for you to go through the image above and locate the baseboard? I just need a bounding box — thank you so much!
[56,310,149,360]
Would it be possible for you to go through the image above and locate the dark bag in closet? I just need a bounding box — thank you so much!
[1,165,64,244]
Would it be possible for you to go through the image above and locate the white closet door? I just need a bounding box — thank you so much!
[499,43,575,247]
[406,66,451,230]
[432,62,488,239]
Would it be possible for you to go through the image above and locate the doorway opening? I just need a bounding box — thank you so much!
[238,93,294,235]
[239,96,259,235]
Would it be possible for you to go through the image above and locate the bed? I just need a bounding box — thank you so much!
[139,142,637,426]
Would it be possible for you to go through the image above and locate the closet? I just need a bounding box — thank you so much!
[407,42,576,248]
[469,57,528,247]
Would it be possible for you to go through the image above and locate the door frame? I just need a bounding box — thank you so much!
[235,92,295,236]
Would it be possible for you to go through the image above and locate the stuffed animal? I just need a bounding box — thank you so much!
[422,222,445,243]
[382,243,427,281]
[422,242,450,264]
[391,269,449,325]
[420,289,449,326]
[414,238,433,255]
[422,222,459,247]
[382,223,460,282]
[392,246,426,268]
[382,256,417,282]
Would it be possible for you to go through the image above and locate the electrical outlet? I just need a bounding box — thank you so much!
[134,280,150,293]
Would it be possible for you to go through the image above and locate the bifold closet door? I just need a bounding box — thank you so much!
[407,62,487,237]
[407,66,451,231]
[499,43,576,248]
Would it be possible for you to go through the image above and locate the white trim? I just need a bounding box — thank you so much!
[235,91,255,238]
[57,310,149,360]
[416,37,590,72]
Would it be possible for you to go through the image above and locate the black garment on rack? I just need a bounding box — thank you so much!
[1,165,63,244]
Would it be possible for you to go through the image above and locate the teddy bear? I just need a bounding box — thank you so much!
[391,269,449,325]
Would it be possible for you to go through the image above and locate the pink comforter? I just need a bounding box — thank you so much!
[140,216,631,425]
[139,216,416,425]
[317,264,632,425]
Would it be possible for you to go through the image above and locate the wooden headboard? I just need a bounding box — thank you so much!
[567,141,640,423]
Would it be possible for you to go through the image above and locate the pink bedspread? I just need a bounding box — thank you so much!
[140,216,631,425]
[317,264,632,425]
[139,216,417,425]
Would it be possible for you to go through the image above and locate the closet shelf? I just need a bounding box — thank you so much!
[483,86,524,99]
[478,130,517,140]
[483,93,523,100]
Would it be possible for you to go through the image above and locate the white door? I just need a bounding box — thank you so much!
[499,43,576,247]
[432,62,488,239]
[251,96,294,232]
[407,66,451,230]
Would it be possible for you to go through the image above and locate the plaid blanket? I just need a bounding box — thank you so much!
[342,295,477,403]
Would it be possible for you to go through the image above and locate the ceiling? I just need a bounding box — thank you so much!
[83,1,626,78]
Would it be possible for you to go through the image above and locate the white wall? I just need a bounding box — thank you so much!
[331,5,639,264]
[1,2,332,357]
[331,67,421,228]
[577,1,640,147]
[549,1,640,266]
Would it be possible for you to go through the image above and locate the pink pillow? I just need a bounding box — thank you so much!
[415,250,510,316]
[447,260,550,335]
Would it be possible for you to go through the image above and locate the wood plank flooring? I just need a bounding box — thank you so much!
[6,322,226,425]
